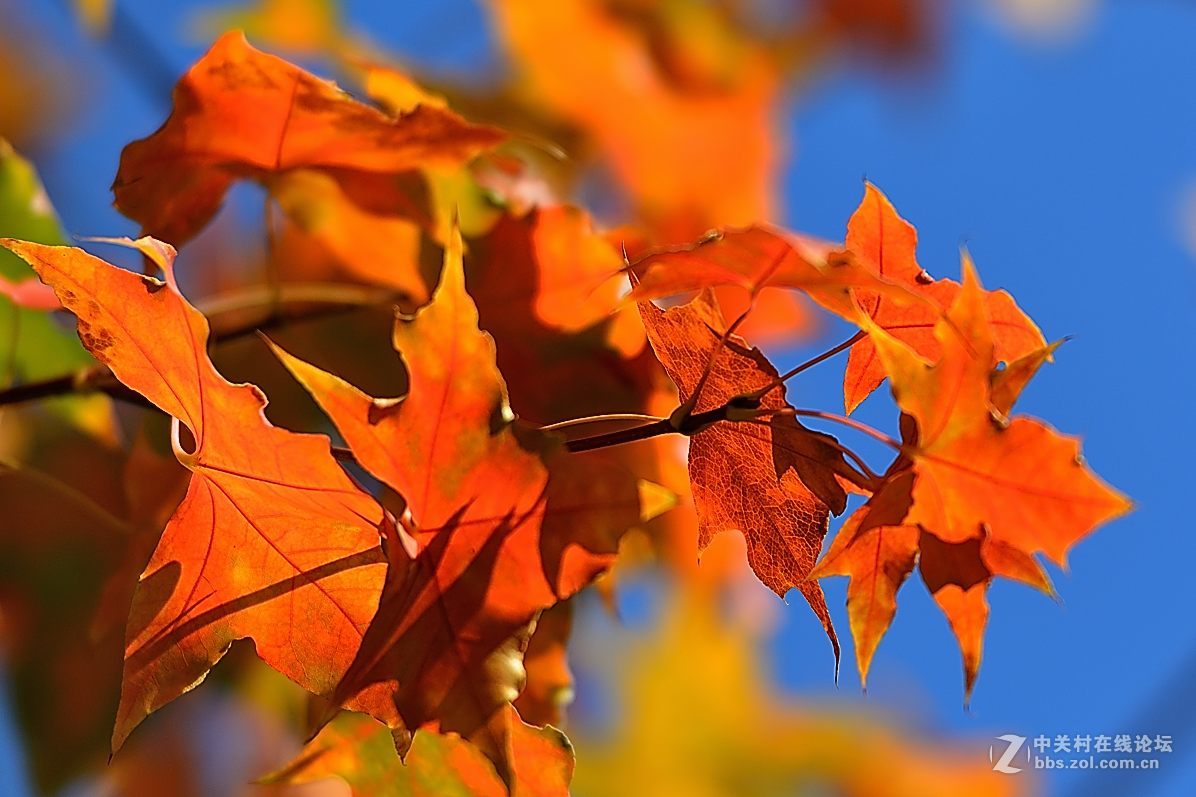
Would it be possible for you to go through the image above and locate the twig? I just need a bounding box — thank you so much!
[0,284,401,408]
[563,403,745,453]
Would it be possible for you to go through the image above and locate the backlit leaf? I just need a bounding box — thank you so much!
[272,228,655,779]
[638,289,856,658]
[0,237,388,750]
[841,184,1045,413]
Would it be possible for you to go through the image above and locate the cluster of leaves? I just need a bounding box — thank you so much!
[0,24,1127,797]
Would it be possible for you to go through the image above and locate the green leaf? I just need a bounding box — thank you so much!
[0,139,110,429]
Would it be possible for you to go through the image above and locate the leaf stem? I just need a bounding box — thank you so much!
[738,414,882,486]
[561,400,901,456]
[672,303,755,428]
[786,408,901,449]
[747,330,866,401]
[539,413,665,432]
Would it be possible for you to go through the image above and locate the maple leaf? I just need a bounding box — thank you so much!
[637,289,862,657]
[0,139,114,435]
[811,459,1057,692]
[916,527,1053,698]
[514,601,574,728]
[615,220,822,359]
[463,207,702,580]
[629,224,927,326]
[488,0,781,238]
[808,469,919,687]
[841,183,1046,413]
[0,236,389,750]
[867,258,1130,562]
[269,168,426,298]
[266,705,573,797]
[990,338,1068,418]
[112,32,502,301]
[497,205,628,337]
[467,207,660,425]
[816,257,1128,695]
[272,228,658,777]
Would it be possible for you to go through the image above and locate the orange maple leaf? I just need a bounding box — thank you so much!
[808,469,919,687]
[841,183,1046,413]
[0,236,388,750]
[467,208,660,425]
[815,256,1128,696]
[629,224,926,327]
[113,31,502,301]
[272,229,655,778]
[465,208,701,578]
[869,259,1129,562]
[488,0,780,238]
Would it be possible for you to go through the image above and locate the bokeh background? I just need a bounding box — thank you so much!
[0,1,1192,796]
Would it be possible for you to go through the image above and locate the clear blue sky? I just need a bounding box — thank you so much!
[1,2,1192,795]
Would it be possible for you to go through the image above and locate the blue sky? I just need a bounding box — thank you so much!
[776,5,1196,796]
[1,1,1192,795]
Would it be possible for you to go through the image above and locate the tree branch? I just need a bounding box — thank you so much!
[0,283,401,408]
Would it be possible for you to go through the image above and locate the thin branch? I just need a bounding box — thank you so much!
[563,402,746,453]
[0,373,78,407]
[563,418,675,453]
[0,284,401,409]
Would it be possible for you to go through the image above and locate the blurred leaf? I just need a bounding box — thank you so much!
[487,0,781,240]
[572,589,1030,797]
[113,31,503,304]
[196,0,343,54]
[267,705,573,797]
[0,139,112,434]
